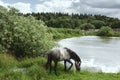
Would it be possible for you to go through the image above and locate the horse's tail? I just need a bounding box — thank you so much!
[45,52,51,70]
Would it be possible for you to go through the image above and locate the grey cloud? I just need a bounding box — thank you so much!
[70,0,120,18]
[81,0,120,9]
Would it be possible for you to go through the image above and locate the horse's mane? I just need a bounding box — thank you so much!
[64,47,81,62]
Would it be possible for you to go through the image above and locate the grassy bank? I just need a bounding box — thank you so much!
[48,28,97,40]
[49,28,120,41]
[0,54,119,80]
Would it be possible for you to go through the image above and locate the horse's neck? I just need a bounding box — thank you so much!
[64,47,80,62]
[70,53,80,62]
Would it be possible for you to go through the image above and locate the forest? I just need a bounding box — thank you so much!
[25,12,120,29]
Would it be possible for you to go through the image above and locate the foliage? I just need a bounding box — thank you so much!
[0,44,7,54]
[91,20,106,29]
[25,12,120,29]
[80,23,95,30]
[0,6,54,57]
[97,26,113,36]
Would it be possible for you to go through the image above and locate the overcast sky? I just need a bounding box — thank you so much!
[0,0,120,18]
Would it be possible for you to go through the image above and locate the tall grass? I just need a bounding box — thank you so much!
[48,28,83,40]
[0,54,120,80]
[0,54,47,80]
[0,54,17,69]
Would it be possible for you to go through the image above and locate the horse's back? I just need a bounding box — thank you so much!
[47,48,60,61]
[48,47,70,61]
[59,48,70,60]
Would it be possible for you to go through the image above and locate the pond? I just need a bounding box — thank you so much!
[58,36,120,73]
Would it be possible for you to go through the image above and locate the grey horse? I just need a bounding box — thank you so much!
[45,47,81,75]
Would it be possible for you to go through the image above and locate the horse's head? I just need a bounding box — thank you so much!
[75,61,81,71]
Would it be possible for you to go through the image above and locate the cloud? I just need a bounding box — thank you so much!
[71,0,120,18]
[35,0,79,14]
[81,0,120,9]
[12,2,31,13]
[0,0,31,13]
[79,0,120,18]
[0,0,10,7]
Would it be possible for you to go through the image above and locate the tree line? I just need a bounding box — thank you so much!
[24,12,120,30]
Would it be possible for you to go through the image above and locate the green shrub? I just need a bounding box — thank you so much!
[0,44,7,54]
[91,20,106,29]
[80,23,95,30]
[0,6,54,57]
[97,26,113,36]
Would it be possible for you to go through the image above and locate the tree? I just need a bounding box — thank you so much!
[97,26,113,36]
[0,6,54,57]
[80,23,95,30]
[91,20,106,29]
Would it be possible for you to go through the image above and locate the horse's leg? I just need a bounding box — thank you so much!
[64,60,67,72]
[46,53,51,70]
[49,60,52,74]
[45,57,50,69]
[54,61,58,75]
[67,60,73,71]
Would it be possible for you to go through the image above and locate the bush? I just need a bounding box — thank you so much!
[97,26,113,36]
[0,44,7,54]
[80,23,95,30]
[91,20,106,29]
[0,6,54,57]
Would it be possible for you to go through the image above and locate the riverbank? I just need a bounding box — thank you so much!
[49,28,100,40]
[49,28,120,41]
[0,54,119,80]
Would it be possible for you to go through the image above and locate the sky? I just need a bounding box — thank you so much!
[0,0,120,18]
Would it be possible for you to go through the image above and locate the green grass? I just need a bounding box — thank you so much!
[0,54,120,80]
[48,28,84,40]
[48,28,120,41]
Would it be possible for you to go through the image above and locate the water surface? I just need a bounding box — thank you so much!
[58,36,120,73]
